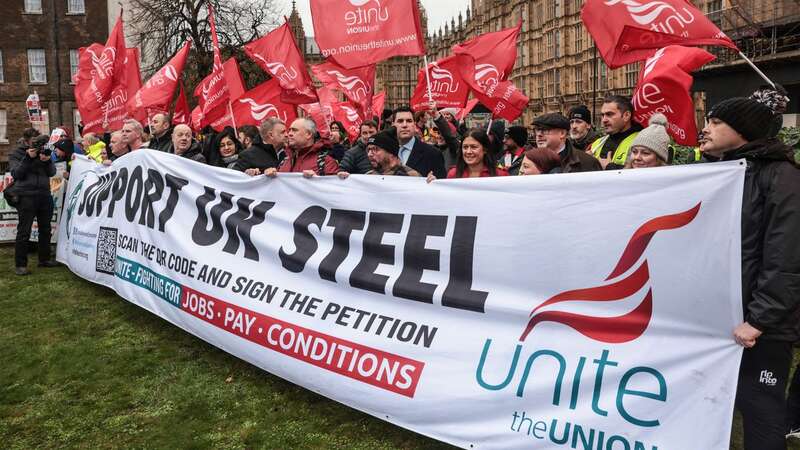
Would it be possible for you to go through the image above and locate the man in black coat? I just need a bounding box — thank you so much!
[7,131,58,275]
[148,113,174,153]
[701,97,800,450]
[233,117,284,176]
[339,120,378,175]
[393,106,446,179]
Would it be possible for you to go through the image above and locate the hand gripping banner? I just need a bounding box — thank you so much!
[58,152,745,449]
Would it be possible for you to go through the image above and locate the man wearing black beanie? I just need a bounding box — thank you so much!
[702,96,800,450]
[567,105,599,152]
[498,125,528,175]
[337,128,420,178]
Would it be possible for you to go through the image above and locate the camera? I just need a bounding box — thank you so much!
[30,135,52,158]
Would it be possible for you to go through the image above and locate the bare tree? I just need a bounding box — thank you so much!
[127,0,283,106]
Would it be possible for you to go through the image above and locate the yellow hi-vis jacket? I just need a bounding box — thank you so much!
[590,132,639,167]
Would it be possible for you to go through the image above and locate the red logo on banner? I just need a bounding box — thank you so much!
[310,0,425,68]
[244,21,318,104]
[75,13,127,108]
[632,45,715,145]
[410,55,470,111]
[582,0,737,68]
[520,203,701,343]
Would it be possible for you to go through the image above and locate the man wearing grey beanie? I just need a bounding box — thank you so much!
[627,113,670,168]
[702,96,800,450]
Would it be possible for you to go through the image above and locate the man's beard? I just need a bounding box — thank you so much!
[570,130,586,140]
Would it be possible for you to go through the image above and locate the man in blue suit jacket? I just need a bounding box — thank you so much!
[392,106,446,179]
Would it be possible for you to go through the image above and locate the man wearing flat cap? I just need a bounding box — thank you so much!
[532,112,601,173]
[337,127,420,178]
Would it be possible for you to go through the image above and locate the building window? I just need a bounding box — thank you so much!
[575,66,583,94]
[67,0,85,14]
[28,49,47,83]
[69,49,79,83]
[600,63,608,90]
[0,50,4,83]
[24,0,42,13]
[0,109,7,143]
[537,74,544,99]
[535,1,543,28]
[73,109,81,139]
[574,24,583,53]
[625,63,639,88]
[554,69,561,96]
[555,30,561,58]
[546,32,554,60]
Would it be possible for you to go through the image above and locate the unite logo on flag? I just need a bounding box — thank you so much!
[474,63,504,91]
[604,0,695,36]
[429,65,460,93]
[238,98,288,122]
[641,47,666,79]
[252,54,299,84]
[326,70,369,100]
[87,47,116,80]
[344,0,389,34]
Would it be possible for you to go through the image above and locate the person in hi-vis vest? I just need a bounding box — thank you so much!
[591,95,642,170]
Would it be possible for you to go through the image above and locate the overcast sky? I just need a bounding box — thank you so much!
[279,0,472,37]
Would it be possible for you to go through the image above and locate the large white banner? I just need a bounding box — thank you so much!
[57,152,744,449]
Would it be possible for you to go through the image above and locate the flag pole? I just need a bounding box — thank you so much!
[423,55,434,106]
[738,51,776,89]
[228,101,238,130]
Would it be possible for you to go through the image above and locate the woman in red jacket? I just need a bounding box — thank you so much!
[428,129,507,181]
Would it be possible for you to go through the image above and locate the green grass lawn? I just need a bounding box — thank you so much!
[0,244,797,449]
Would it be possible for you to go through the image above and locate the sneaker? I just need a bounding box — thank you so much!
[786,428,800,440]
[14,267,30,276]
[38,260,60,268]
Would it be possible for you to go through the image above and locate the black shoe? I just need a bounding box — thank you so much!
[38,260,60,268]
[15,267,30,276]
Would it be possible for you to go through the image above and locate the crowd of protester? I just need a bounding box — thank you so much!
[4,85,800,450]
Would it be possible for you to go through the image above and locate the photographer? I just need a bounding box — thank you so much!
[7,130,58,275]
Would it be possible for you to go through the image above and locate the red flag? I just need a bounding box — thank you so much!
[299,103,331,139]
[331,101,363,141]
[129,41,191,116]
[410,55,470,111]
[582,0,737,69]
[371,91,385,123]
[458,98,480,121]
[78,48,142,134]
[312,61,375,120]
[190,106,203,132]
[230,79,298,128]
[309,0,425,69]
[632,45,715,145]
[244,21,318,104]
[194,58,246,128]
[208,3,223,71]
[76,13,127,108]
[453,23,529,122]
[172,81,190,126]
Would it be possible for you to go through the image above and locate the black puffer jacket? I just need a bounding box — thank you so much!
[339,141,372,174]
[8,144,56,196]
[723,138,800,341]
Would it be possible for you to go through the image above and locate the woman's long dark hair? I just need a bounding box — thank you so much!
[454,128,498,178]
[207,126,243,167]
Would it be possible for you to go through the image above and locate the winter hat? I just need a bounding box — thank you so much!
[630,113,671,161]
[504,125,528,147]
[750,85,789,114]
[568,105,591,124]
[532,113,570,130]
[368,127,400,156]
[707,97,774,142]
[53,138,74,154]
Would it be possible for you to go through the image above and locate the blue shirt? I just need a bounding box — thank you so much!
[399,137,415,165]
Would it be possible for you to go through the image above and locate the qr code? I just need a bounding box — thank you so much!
[95,227,118,274]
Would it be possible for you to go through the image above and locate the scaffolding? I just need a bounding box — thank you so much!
[704,0,800,64]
